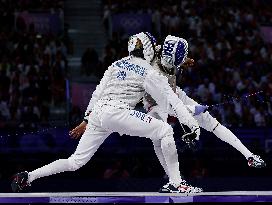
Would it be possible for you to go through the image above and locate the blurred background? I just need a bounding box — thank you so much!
[0,0,272,192]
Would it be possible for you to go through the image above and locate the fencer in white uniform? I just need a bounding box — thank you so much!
[11,32,202,193]
[143,35,266,180]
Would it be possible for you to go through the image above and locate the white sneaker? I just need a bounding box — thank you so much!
[159,180,203,193]
[178,180,203,193]
[248,154,266,168]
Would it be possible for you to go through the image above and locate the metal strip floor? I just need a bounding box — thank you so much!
[1,191,272,203]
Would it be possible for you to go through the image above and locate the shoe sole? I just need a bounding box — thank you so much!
[249,163,266,168]
[159,189,203,194]
[159,191,180,193]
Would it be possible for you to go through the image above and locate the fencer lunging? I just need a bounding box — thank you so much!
[11,32,202,194]
[143,35,265,182]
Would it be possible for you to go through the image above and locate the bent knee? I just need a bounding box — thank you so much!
[161,134,176,153]
[152,139,162,148]
[157,123,174,140]
[160,124,175,148]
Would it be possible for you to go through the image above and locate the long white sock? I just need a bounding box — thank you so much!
[152,140,169,177]
[161,135,182,186]
[213,124,252,159]
[28,159,73,183]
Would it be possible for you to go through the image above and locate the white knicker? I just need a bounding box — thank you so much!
[68,101,174,168]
